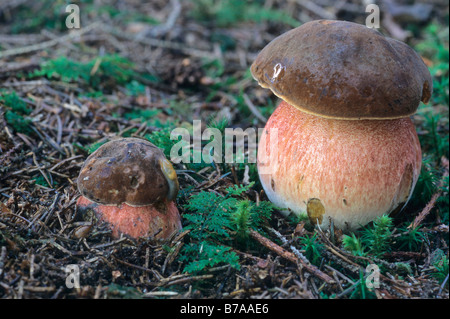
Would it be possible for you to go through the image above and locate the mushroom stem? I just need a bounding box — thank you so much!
[76,196,182,240]
[258,101,422,230]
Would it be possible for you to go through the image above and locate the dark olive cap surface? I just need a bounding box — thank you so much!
[77,138,178,207]
[250,20,432,120]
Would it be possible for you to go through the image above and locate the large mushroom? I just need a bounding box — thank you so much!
[251,20,432,230]
[76,137,182,240]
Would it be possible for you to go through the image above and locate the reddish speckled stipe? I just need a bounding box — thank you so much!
[77,196,182,240]
[258,101,422,230]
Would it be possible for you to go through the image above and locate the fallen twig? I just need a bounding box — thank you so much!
[243,93,267,123]
[0,22,100,59]
[249,230,335,284]
[409,192,441,230]
[139,0,181,38]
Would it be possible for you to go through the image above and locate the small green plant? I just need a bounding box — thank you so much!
[431,76,449,107]
[180,188,242,273]
[230,197,274,246]
[202,58,225,79]
[144,124,180,159]
[87,140,109,154]
[410,156,440,207]
[396,226,426,252]
[204,116,263,187]
[343,215,394,259]
[432,255,449,286]
[231,200,253,243]
[8,1,69,33]
[437,175,449,223]
[349,270,377,299]
[342,233,366,257]
[298,233,324,266]
[415,22,449,107]
[179,182,273,273]
[6,0,160,33]
[166,116,229,173]
[395,262,413,277]
[190,0,300,28]
[124,109,160,122]
[72,139,108,155]
[125,80,147,96]
[0,91,30,115]
[4,111,33,135]
[409,156,449,224]
[32,175,51,188]
[143,115,256,175]
[246,200,273,231]
[0,91,33,134]
[234,162,261,189]
[418,112,449,161]
[181,240,240,274]
[361,215,394,257]
[30,55,136,91]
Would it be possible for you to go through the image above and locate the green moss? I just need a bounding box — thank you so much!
[124,109,160,122]
[179,182,273,273]
[4,111,33,135]
[32,175,53,188]
[299,233,324,266]
[30,55,136,92]
[432,255,449,286]
[190,0,299,28]
[0,91,33,134]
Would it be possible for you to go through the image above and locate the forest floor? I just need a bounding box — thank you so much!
[0,0,448,299]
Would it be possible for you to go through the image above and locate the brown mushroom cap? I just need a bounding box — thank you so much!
[250,20,432,120]
[77,138,178,207]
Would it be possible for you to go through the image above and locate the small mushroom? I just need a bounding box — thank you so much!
[76,137,182,240]
[251,20,432,230]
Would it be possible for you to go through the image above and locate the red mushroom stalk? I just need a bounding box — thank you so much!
[258,101,421,229]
